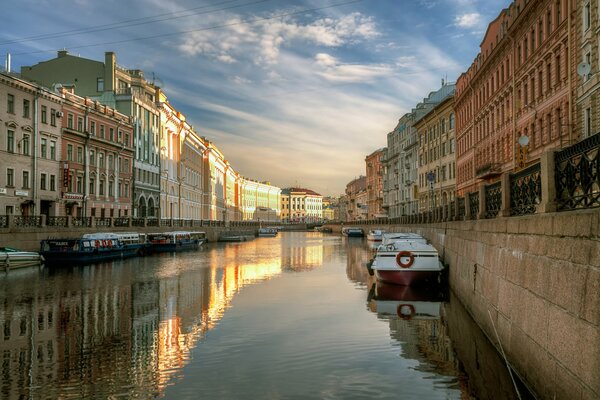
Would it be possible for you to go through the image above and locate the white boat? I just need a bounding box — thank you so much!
[370,238,444,286]
[82,232,148,255]
[257,227,278,237]
[367,229,385,242]
[0,247,44,270]
[381,232,427,245]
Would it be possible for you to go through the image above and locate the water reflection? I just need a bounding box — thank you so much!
[0,232,526,399]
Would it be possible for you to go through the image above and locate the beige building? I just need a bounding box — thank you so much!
[158,89,207,220]
[576,0,600,139]
[22,51,161,217]
[280,187,322,223]
[240,178,281,221]
[0,72,63,217]
[344,176,367,221]
[416,84,457,211]
[365,148,386,218]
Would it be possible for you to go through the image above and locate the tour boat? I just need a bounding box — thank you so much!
[83,232,148,255]
[257,227,278,237]
[40,234,138,265]
[381,232,427,245]
[342,227,364,237]
[0,247,44,270]
[147,231,206,252]
[367,229,385,242]
[369,238,445,286]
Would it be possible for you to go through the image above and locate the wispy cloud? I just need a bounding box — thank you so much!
[177,12,379,65]
[454,12,482,28]
[314,53,392,83]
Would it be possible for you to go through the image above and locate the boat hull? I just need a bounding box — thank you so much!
[149,240,203,253]
[0,252,44,269]
[41,248,138,265]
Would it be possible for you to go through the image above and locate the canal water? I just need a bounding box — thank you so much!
[0,232,524,399]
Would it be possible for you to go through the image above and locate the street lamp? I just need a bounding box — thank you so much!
[517,134,529,169]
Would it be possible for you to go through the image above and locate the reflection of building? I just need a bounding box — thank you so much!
[0,72,63,217]
[365,148,386,218]
[415,83,456,211]
[23,51,161,217]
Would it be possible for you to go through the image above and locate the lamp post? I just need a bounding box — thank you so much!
[517,134,529,169]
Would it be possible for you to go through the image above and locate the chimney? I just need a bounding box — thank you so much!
[58,50,68,58]
[104,51,116,92]
[4,53,10,73]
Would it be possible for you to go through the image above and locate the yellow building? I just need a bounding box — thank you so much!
[240,178,281,221]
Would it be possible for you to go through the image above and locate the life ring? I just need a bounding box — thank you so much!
[397,304,416,320]
[396,251,414,268]
[102,240,107,247]
[95,240,100,248]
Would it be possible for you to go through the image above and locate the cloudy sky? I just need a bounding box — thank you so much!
[2,0,509,196]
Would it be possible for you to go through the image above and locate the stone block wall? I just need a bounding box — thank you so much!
[332,209,600,399]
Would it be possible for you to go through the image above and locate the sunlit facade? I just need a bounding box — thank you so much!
[240,178,281,221]
[280,187,322,223]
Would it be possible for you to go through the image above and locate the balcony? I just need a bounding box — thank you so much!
[476,163,502,179]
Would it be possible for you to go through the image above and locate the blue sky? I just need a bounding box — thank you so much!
[3,0,509,196]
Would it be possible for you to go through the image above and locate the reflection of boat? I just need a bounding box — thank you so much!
[147,231,205,252]
[367,229,385,242]
[368,282,447,320]
[342,227,364,237]
[257,228,278,237]
[370,237,444,286]
[219,235,252,242]
[0,247,44,270]
[40,235,138,264]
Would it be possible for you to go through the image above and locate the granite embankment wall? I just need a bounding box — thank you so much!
[335,208,600,400]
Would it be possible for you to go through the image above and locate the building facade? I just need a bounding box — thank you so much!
[240,178,281,221]
[22,50,161,217]
[280,188,322,223]
[365,148,386,219]
[158,89,207,220]
[575,0,600,138]
[455,0,573,196]
[416,86,457,211]
[344,176,367,221]
[59,87,134,218]
[0,72,63,217]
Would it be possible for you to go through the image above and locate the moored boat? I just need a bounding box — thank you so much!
[147,231,205,252]
[342,227,364,237]
[0,247,44,270]
[367,229,385,242]
[257,227,278,237]
[40,235,138,265]
[370,238,444,286]
[83,232,148,255]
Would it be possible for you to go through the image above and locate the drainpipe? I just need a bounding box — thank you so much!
[33,89,40,215]
[83,104,89,218]
[566,0,573,145]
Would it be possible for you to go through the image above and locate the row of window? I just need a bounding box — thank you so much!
[4,130,58,159]
[66,173,130,198]
[65,144,131,173]
[4,169,56,191]
[6,95,59,126]
[66,113,130,147]
[418,162,457,188]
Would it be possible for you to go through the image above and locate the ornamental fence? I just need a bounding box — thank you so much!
[343,132,599,226]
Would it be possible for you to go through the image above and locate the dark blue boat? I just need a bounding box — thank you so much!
[147,231,206,253]
[40,234,138,265]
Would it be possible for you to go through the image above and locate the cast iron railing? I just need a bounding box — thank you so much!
[485,181,502,219]
[131,218,145,227]
[510,163,541,216]
[95,218,111,227]
[555,132,600,211]
[113,217,129,227]
[47,216,68,227]
[72,217,91,227]
[468,192,479,219]
[457,197,465,220]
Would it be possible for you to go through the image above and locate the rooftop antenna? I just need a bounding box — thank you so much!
[5,53,11,73]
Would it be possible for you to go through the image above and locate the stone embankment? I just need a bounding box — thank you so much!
[332,208,600,400]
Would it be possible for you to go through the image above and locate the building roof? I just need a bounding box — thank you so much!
[281,187,322,196]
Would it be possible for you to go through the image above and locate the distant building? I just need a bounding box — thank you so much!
[239,178,281,221]
[321,196,337,221]
[280,187,322,223]
[455,0,572,196]
[365,148,386,218]
[415,83,456,211]
[344,176,367,221]
[22,51,161,217]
